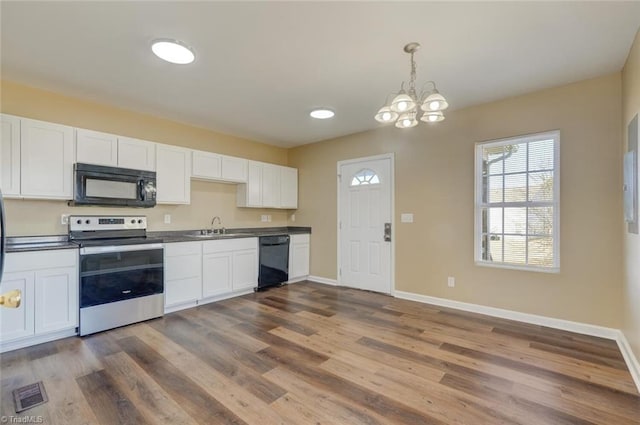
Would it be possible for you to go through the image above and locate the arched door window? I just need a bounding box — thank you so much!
[350,169,380,186]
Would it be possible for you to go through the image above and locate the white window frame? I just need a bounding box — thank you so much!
[474,130,560,273]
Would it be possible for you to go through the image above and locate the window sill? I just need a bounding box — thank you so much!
[475,261,560,274]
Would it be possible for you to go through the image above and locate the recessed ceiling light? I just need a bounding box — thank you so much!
[310,108,335,119]
[151,39,195,64]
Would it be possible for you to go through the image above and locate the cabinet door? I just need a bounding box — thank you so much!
[262,163,281,208]
[290,242,310,279]
[165,243,202,307]
[280,166,298,209]
[238,161,263,207]
[34,267,78,334]
[232,249,258,291]
[156,144,191,204]
[221,155,248,183]
[192,150,222,180]
[0,114,21,196]
[75,128,118,167]
[20,118,74,199]
[118,137,156,171]
[0,271,35,342]
[202,252,233,297]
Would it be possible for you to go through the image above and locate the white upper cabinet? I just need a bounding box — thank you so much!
[156,143,191,204]
[0,114,21,196]
[237,161,297,209]
[75,128,118,167]
[192,151,248,183]
[20,118,74,199]
[237,160,263,207]
[280,166,298,209]
[262,163,281,208]
[76,130,156,171]
[221,155,248,182]
[117,137,156,171]
[192,150,222,180]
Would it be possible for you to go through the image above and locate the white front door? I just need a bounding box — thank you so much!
[338,155,393,294]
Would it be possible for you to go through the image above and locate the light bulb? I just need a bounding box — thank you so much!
[429,101,440,111]
[402,118,411,126]
[397,101,408,111]
[382,112,391,121]
[428,114,438,122]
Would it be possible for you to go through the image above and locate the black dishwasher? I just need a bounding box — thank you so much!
[257,235,290,291]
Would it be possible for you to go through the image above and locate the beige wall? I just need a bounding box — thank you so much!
[622,30,640,365]
[1,80,291,235]
[289,73,623,328]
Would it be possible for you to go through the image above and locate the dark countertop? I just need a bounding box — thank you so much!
[5,236,78,253]
[5,226,311,252]
[153,226,311,243]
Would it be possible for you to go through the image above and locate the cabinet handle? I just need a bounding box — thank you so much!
[0,289,21,308]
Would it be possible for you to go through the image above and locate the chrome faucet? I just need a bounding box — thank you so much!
[211,216,224,234]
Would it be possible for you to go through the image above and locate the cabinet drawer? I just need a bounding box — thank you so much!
[164,241,201,257]
[290,234,310,244]
[5,249,77,273]
[202,237,257,254]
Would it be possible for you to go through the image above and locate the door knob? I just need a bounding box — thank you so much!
[0,289,21,308]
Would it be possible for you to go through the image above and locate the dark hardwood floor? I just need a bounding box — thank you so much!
[1,281,638,424]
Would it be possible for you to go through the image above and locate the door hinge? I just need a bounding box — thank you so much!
[339,221,342,230]
[339,268,342,276]
[337,174,342,183]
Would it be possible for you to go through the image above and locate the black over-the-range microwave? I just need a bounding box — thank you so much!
[70,163,157,208]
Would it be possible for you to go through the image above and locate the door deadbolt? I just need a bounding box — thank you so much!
[384,223,392,242]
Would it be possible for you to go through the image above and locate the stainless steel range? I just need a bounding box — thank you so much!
[69,215,164,336]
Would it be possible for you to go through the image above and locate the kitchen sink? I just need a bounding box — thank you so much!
[185,232,247,239]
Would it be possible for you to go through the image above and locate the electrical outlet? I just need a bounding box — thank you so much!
[164,214,171,224]
[447,276,455,288]
[261,215,269,222]
[401,213,414,223]
[61,214,69,225]
[267,215,272,222]
[290,214,296,222]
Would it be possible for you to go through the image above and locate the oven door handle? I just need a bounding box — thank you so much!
[80,263,163,277]
[80,243,164,255]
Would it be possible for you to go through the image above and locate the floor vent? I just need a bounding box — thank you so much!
[13,381,48,413]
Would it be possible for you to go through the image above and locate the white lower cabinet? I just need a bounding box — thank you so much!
[202,238,258,301]
[289,234,310,282]
[164,242,202,310]
[202,251,232,298]
[165,238,258,312]
[0,249,78,353]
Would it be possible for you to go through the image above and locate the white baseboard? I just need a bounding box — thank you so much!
[394,291,619,339]
[616,331,640,391]
[1,328,77,353]
[394,290,640,393]
[308,275,338,286]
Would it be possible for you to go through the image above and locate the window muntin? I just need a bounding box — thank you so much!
[350,169,380,186]
[475,131,559,271]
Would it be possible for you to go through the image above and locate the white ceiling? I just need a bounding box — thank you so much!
[1,2,639,148]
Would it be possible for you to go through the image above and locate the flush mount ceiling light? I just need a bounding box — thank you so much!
[151,39,195,64]
[375,42,449,128]
[310,108,335,119]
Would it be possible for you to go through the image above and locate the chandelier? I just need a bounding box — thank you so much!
[374,42,449,128]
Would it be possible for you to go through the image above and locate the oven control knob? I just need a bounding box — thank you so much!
[138,219,143,224]
[131,219,136,224]
[76,219,82,225]
[85,220,90,224]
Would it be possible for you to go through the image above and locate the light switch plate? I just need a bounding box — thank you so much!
[164,214,171,224]
[401,213,414,223]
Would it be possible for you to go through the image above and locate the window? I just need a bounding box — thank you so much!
[475,131,560,272]
[351,169,380,186]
